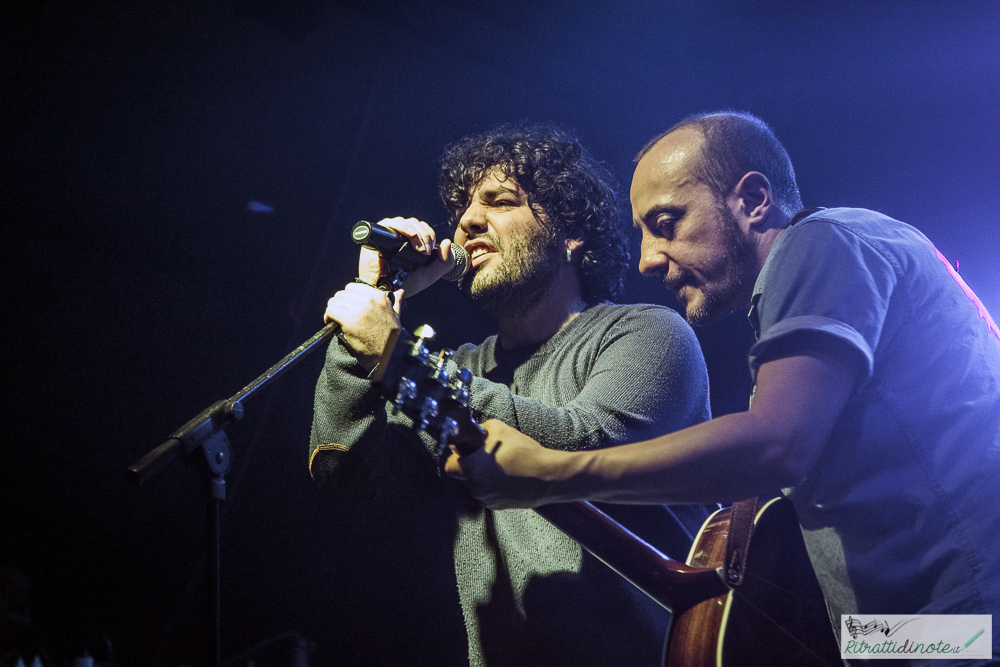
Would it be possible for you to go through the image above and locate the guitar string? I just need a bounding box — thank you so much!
[729,584,837,665]
[739,568,829,608]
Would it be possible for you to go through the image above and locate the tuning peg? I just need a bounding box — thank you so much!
[417,396,439,432]
[437,417,459,453]
[430,348,454,385]
[452,368,472,407]
[391,378,418,414]
[403,324,437,365]
[413,324,436,341]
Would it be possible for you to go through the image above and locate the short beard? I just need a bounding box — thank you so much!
[460,225,562,320]
[685,203,758,325]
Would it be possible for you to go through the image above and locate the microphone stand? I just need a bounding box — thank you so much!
[127,321,339,667]
[129,238,419,667]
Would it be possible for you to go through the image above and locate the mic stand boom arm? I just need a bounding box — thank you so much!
[126,320,340,667]
[127,321,340,486]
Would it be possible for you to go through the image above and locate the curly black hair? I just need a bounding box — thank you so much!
[438,123,629,304]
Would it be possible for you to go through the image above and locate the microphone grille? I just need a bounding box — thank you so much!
[442,244,469,282]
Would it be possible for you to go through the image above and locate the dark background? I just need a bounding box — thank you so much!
[3,0,998,665]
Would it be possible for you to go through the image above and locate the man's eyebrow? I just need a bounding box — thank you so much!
[477,184,521,199]
[634,204,683,230]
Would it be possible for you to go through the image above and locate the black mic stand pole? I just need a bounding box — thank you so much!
[128,241,418,667]
[127,321,340,667]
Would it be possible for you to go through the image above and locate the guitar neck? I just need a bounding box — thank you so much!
[533,501,729,614]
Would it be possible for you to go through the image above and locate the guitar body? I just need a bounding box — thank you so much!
[664,497,842,667]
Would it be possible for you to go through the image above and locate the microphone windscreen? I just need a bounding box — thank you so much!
[442,244,468,282]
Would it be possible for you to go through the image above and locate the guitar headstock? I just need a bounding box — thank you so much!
[379,325,484,455]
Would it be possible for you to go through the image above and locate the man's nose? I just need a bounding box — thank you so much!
[638,239,668,277]
[458,203,488,238]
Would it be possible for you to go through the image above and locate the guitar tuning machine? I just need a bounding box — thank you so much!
[413,324,437,340]
[437,417,459,453]
[452,368,472,407]
[391,378,418,414]
[431,348,453,385]
[410,324,437,364]
[417,396,439,432]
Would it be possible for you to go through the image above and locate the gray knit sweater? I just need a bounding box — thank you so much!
[310,301,711,666]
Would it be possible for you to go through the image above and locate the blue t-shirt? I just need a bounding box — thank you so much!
[748,208,1000,662]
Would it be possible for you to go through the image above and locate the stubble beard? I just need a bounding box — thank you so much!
[460,225,562,320]
[684,204,759,326]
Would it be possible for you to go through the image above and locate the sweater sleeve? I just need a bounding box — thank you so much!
[309,333,441,498]
[455,304,711,453]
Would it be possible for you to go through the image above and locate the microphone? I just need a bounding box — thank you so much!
[351,220,468,282]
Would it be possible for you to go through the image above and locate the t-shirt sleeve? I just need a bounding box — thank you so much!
[748,219,898,382]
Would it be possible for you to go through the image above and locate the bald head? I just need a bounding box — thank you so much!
[632,126,705,198]
[637,112,802,218]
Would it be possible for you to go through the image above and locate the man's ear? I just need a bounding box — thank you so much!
[565,236,586,262]
[734,171,772,227]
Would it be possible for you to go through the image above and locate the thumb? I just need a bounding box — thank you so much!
[443,447,465,479]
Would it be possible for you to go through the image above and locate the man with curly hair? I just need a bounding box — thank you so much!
[310,124,713,666]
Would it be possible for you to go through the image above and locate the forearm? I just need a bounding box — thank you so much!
[541,351,857,506]
[454,345,857,510]
[309,338,393,491]
[555,411,796,506]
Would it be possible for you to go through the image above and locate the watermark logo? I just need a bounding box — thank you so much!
[840,615,992,660]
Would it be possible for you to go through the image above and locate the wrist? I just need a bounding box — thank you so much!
[537,449,596,504]
[367,327,400,381]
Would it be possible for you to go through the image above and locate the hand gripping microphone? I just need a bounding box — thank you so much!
[351,220,468,282]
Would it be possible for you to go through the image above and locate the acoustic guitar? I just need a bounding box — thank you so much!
[381,326,842,666]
